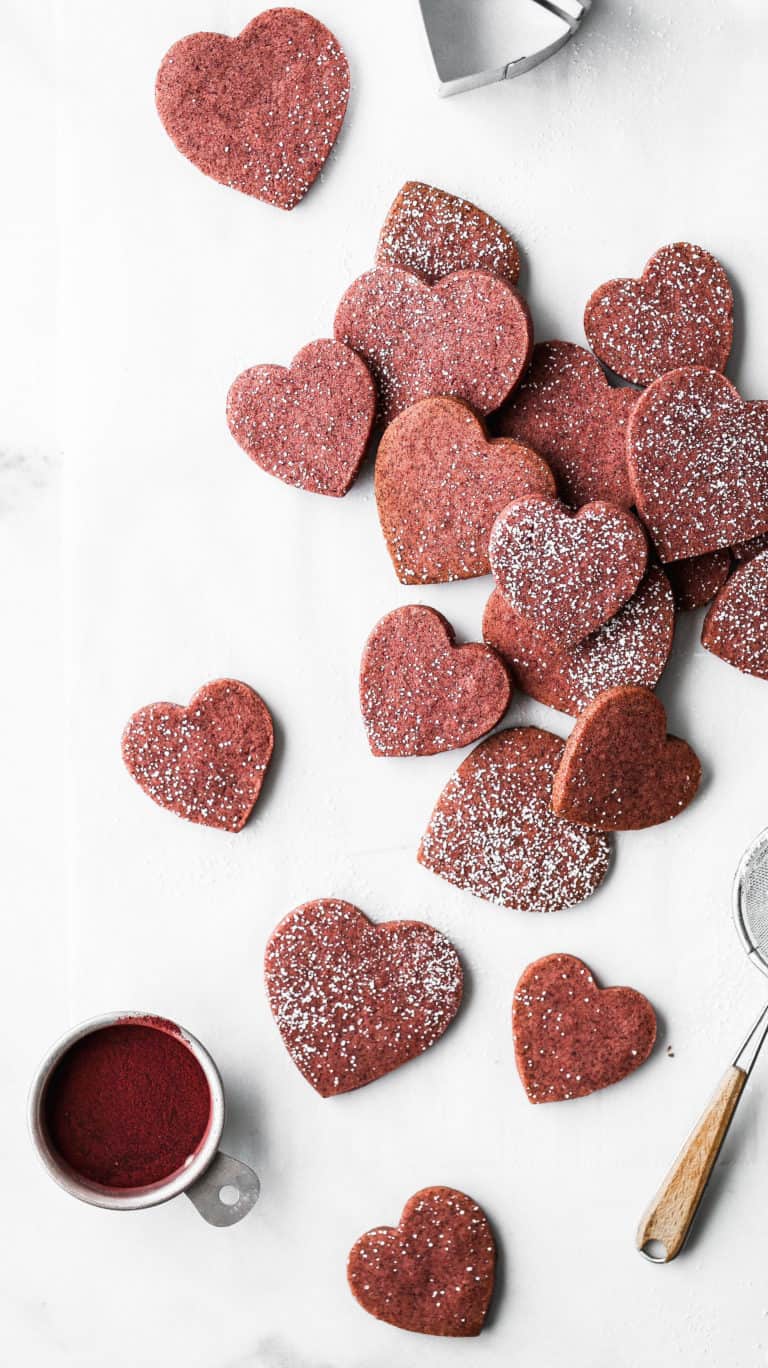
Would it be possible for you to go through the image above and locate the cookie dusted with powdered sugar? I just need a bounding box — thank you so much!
[376,180,520,286]
[702,548,768,681]
[666,549,730,611]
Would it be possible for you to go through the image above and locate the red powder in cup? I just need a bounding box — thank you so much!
[43,1021,212,1188]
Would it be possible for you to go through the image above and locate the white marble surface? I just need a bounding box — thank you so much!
[5,1,768,1363]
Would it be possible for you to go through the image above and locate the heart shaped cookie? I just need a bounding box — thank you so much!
[702,548,768,680]
[494,340,637,508]
[584,242,733,386]
[375,396,555,583]
[347,1186,495,1337]
[666,549,731,611]
[482,566,675,715]
[121,679,274,831]
[376,180,521,286]
[628,368,768,561]
[226,339,375,496]
[360,606,511,757]
[334,266,532,425]
[552,686,701,830]
[418,727,612,913]
[512,954,657,1103]
[489,496,647,646]
[264,900,463,1096]
[155,10,349,209]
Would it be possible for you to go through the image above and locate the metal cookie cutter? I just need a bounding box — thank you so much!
[420,0,591,97]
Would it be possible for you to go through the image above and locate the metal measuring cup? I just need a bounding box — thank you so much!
[28,1011,260,1227]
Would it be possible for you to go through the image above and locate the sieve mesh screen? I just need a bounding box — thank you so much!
[738,834,768,962]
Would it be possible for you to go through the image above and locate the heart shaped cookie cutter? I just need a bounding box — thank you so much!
[419,0,591,96]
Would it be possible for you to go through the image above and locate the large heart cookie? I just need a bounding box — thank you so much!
[375,396,554,583]
[376,181,521,286]
[483,567,675,716]
[121,679,274,831]
[628,368,768,561]
[418,727,611,913]
[702,548,768,680]
[360,606,510,757]
[584,242,733,386]
[226,339,375,496]
[489,496,647,646]
[552,686,701,830]
[155,10,349,209]
[347,1186,495,1337]
[494,340,636,508]
[334,266,532,425]
[512,954,657,1103]
[264,899,463,1095]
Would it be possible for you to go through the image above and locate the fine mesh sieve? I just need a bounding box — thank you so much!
[734,827,768,971]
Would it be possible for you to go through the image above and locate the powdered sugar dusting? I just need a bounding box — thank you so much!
[376,181,520,287]
[702,548,768,680]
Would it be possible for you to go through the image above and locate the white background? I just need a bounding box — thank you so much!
[4,1,768,1364]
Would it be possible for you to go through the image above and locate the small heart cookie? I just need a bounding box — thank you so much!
[347,1186,496,1337]
[155,10,349,209]
[494,340,637,508]
[702,548,768,680]
[666,549,731,611]
[375,396,555,584]
[264,899,463,1096]
[418,727,612,913]
[122,679,274,831]
[334,266,532,425]
[226,339,376,496]
[584,242,733,386]
[512,954,657,1103]
[552,686,701,830]
[360,606,511,757]
[376,180,521,286]
[489,496,647,647]
[482,566,675,715]
[628,368,768,561]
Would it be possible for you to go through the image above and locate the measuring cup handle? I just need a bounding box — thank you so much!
[185,1150,260,1227]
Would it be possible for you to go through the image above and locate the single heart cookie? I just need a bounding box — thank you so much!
[122,679,274,831]
[552,686,701,830]
[418,727,611,913]
[702,548,768,680]
[584,242,733,386]
[347,1186,495,1337]
[489,496,647,647]
[375,396,555,583]
[155,10,349,209]
[493,340,636,508]
[360,606,510,757]
[334,266,532,425]
[226,339,375,496]
[628,368,768,561]
[483,567,675,715]
[666,549,731,611]
[264,900,463,1095]
[375,181,521,287]
[512,954,657,1103]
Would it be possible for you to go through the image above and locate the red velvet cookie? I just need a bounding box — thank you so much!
[360,606,510,757]
[375,396,555,584]
[347,1186,495,1337]
[666,549,731,611]
[512,954,657,1103]
[226,339,375,496]
[155,10,349,209]
[552,686,701,830]
[482,567,675,715]
[334,266,532,425]
[264,899,463,1095]
[375,181,521,287]
[584,242,733,386]
[702,549,768,680]
[418,727,611,913]
[732,532,768,563]
[628,368,768,561]
[122,679,274,831]
[489,496,647,647]
[494,340,636,508]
